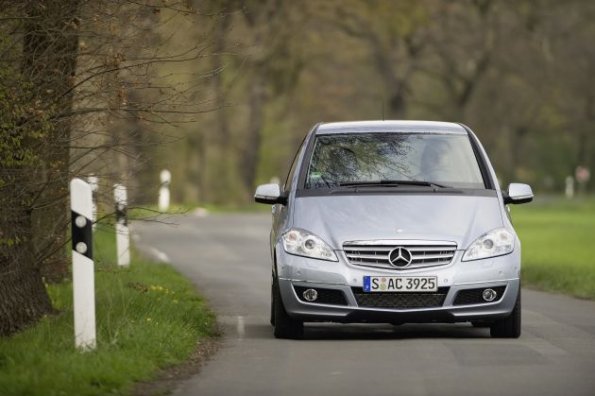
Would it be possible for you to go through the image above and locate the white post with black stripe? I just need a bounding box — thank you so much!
[70,178,96,351]
[114,183,130,267]
[87,175,98,230]
[158,169,171,212]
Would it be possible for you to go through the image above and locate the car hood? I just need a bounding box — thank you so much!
[291,193,504,250]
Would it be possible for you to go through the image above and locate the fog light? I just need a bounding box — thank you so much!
[482,288,497,302]
[302,288,318,302]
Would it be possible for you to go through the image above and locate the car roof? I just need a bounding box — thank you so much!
[315,120,468,135]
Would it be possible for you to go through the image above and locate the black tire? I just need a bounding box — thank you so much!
[270,280,275,326]
[490,290,521,338]
[272,282,304,339]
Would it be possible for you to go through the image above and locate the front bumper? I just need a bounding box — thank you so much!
[276,246,521,324]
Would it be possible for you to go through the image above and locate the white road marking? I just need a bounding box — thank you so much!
[193,207,209,217]
[149,247,170,263]
[237,315,245,339]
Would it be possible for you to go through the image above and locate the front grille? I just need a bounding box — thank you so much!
[343,241,457,270]
[453,286,506,306]
[352,287,449,309]
[293,286,348,306]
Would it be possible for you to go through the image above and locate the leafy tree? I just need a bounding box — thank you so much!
[0,0,210,335]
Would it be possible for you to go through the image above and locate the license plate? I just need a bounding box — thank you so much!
[363,276,437,292]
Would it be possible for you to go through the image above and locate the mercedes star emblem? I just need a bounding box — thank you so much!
[388,247,413,267]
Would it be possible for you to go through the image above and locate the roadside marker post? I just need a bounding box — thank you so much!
[158,169,171,212]
[114,183,130,267]
[565,176,574,199]
[87,175,98,229]
[70,178,97,351]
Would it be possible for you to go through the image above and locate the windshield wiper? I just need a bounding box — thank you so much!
[339,180,451,188]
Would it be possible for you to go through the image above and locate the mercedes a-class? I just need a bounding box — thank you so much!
[255,121,533,339]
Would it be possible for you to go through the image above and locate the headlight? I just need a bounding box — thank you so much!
[281,229,338,261]
[462,228,514,261]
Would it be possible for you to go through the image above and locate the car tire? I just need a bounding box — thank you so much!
[270,280,275,326]
[272,281,304,339]
[490,290,521,338]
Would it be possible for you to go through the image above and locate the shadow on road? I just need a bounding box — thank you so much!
[234,322,492,341]
[303,323,491,340]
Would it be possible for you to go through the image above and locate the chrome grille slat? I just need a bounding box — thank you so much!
[348,261,389,269]
[346,253,390,260]
[408,247,456,252]
[344,247,393,252]
[410,253,453,260]
[343,241,457,270]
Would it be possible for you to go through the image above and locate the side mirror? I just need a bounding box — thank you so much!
[254,183,287,205]
[503,183,534,205]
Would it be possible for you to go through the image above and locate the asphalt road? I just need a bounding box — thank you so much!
[133,212,595,396]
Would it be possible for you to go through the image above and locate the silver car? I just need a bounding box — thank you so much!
[255,121,533,339]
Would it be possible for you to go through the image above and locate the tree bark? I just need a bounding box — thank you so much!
[0,181,54,336]
[21,0,81,282]
[241,71,266,194]
[212,10,232,150]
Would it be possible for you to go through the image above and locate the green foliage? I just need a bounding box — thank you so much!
[513,197,595,299]
[0,227,216,396]
[0,71,47,171]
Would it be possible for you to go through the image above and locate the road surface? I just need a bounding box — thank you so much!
[133,212,595,396]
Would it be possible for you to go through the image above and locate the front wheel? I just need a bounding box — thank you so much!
[490,290,521,338]
[272,282,304,339]
[270,277,275,326]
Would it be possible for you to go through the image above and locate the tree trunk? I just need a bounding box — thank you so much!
[241,72,266,194]
[212,11,232,150]
[206,9,235,204]
[21,0,81,282]
[0,193,54,336]
[508,125,528,183]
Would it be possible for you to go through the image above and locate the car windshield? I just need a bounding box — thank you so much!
[305,133,485,189]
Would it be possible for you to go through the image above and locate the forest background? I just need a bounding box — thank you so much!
[145,0,595,205]
[1,0,594,335]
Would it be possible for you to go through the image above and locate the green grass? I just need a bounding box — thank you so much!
[512,196,595,299]
[0,226,216,396]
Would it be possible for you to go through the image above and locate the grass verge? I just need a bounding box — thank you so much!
[0,225,216,396]
[512,196,595,299]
